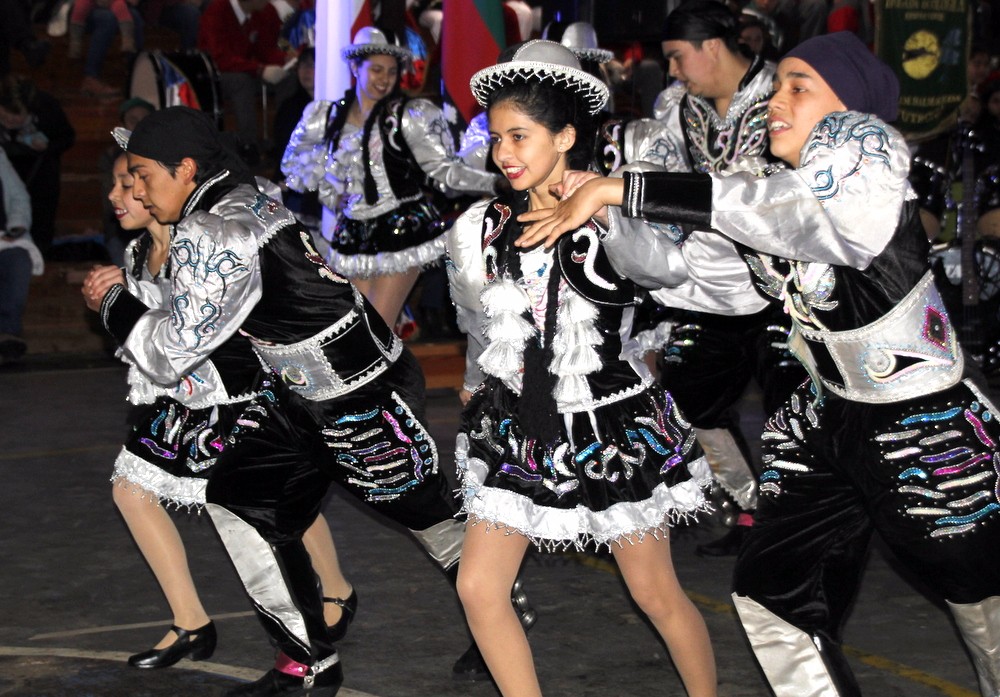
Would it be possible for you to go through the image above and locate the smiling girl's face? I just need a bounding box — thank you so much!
[488,100,575,204]
[767,57,847,168]
[353,54,399,109]
[109,154,154,231]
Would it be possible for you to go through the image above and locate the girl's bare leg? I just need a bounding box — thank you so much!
[302,514,353,626]
[613,534,717,697]
[456,523,540,697]
[113,479,210,648]
[352,269,421,332]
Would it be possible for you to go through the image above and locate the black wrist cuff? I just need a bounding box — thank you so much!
[622,171,713,228]
[100,284,149,345]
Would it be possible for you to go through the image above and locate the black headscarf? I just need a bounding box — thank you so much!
[785,32,900,123]
[127,106,254,185]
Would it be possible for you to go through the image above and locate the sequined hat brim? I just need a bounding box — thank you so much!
[470,61,610,115]
[341,44,413,63]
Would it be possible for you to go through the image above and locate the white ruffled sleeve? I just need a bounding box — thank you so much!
[446,199,491,391]
[281,99,333,194]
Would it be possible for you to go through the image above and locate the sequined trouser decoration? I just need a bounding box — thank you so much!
[659,305,806,509]
[206,351,461,665]
[113,396,244,509]
[733,378,1000,696]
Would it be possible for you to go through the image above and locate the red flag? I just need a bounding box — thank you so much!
[350,0,373,40]
[441,0,506,126]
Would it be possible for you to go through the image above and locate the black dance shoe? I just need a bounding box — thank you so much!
[452,642,489,682]
[323,588,358,643]
[127,621,216,668]
[226,659,343,697]
[695,525,749,558]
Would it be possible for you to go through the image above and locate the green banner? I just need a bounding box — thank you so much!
[875,0,971,140]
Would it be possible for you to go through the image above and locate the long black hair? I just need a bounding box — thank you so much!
[662,0,743,54]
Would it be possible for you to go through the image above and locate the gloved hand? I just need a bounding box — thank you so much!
[261,65,289,85]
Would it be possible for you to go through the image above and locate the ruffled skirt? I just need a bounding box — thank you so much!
[112,396,246,510]
[456,378,711,551]
[328,198,447,278]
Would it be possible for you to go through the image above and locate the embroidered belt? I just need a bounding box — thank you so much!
[788,271,964,404]
[249,310,402,401]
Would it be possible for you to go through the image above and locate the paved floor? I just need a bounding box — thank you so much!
[0,356,985,697]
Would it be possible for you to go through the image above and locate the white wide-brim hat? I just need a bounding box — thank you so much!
[470,40,609,116]
[543,21,614,64]
[341,26,412,63]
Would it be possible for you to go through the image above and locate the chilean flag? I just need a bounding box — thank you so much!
[159,56,200,110]
[441,0,506,126]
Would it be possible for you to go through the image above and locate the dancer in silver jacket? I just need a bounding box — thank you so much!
[281,26,498,330]
[519,31,1000,697]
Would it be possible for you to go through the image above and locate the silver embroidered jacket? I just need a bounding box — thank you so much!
[281,97,498,221]
[104,171,401,403]
[606,112,963,403]
[652,56,775,175]
[118,234,257,409]
[626,56,776,327]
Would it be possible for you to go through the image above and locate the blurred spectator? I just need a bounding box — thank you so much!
[143,0,205,50]
[69,0,139,64]
[0,74,75,256]
[198,0,292,163]
[738,15,781,61]
[271,47,319,227]
[77,5,145,97]
[0,0,50,77]
[99,96,155,266]
[827,0,873,45]
[0,147,38,366]
[743,0,828,53]
[605,41,666,117]
[271,46,313,172]
[959,43,997,124]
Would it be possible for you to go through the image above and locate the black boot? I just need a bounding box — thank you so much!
[813,631,862,697]
[226,653,343,697]
[695,524,750,557]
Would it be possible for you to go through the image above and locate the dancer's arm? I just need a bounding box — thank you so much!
[100,212,262,385]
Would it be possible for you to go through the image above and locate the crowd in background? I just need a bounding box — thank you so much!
[0,0,999,364]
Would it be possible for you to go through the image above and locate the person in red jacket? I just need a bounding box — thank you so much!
[197,0,291,162]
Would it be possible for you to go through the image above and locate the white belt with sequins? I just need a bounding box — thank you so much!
[248,311,402,402]
[788,271,964,404]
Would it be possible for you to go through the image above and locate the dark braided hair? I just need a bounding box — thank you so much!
[325,53,407,205]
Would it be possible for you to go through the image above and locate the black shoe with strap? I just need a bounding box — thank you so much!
[127,621,217,669]
[323,588,358,643]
